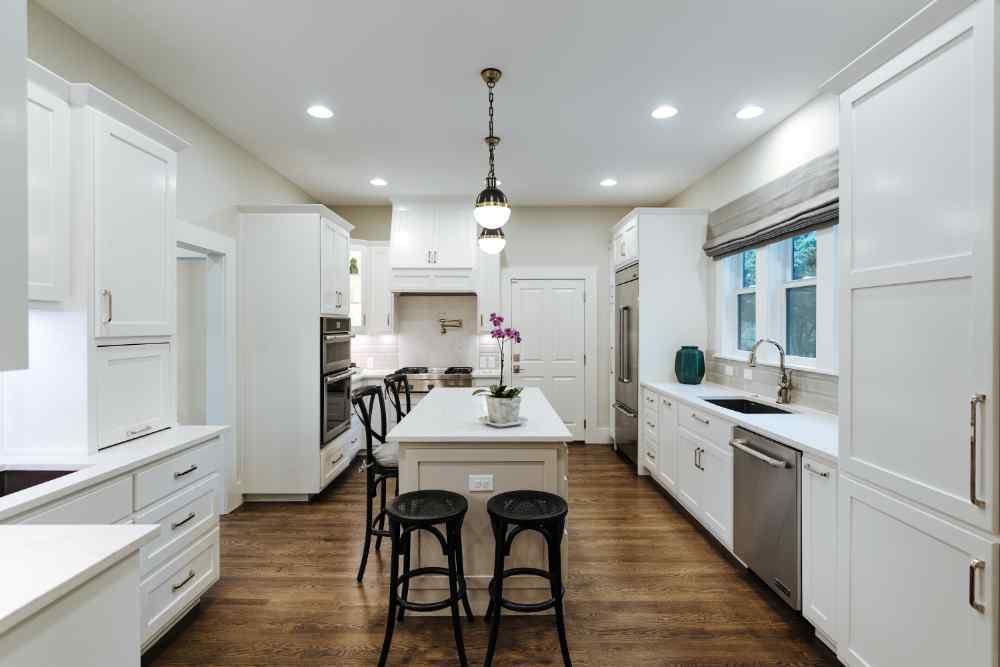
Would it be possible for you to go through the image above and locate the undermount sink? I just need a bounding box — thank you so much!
[0,469,78,498]
[702,398,791,415]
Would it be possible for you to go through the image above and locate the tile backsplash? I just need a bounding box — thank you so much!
[706,355,838,414]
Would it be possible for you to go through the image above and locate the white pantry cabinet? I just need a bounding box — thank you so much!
[390,199,477,269]
[801,456,837,645]
[322,217,350,317]
[92,111,177,339]
[0,0,27,371]
[26,80,70,302]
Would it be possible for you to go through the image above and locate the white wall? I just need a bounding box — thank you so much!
[26,2,314,239]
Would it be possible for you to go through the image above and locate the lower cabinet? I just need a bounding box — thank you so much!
[802,455,837,646]
[698,440,733,548]
[837,475,997,667]
[656,395,677,489]
[675,429,703,513]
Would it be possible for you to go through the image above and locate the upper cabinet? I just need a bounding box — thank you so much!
[321,216,350,317]
[367,242,394,334]
[27,81,70,302]
[390,199,476,269]
[0,1,27,371]
[612,216,638,268]
[91,111,178,338]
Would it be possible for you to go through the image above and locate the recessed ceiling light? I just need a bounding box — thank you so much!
[307,104,333,119]
[651,105,678,119]
[600,178,618,187]
[370,177,388,187]
[736,105,764,120]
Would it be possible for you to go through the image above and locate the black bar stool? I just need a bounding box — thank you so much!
[353,385,398,582]
[379,490,475,667]
[384,373,412,425]
[484,490,571,667]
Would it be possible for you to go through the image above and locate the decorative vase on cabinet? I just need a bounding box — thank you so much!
[675,346,705,385]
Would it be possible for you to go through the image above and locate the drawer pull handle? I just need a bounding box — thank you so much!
[172,570,196,593]
[804,463,830,479]
[174,464,199,479]
[663,400,672,407]
[646,451,656,460]
[691,413,710,425]
[126,424,153,437]
[171,512,196,530]
[646,421,656,428]
[969,559,986,613]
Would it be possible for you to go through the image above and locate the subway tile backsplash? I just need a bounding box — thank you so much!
[706,356,838,414]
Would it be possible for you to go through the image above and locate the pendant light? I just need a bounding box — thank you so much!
[474,67,511,230]
[478,227,506,254]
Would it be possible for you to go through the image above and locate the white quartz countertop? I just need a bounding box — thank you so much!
[387,387,571,443]
[0,524,159,635]
[0,425,228,522]
[641,381,838,462]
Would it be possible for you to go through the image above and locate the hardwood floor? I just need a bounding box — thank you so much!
[146,444,838,666]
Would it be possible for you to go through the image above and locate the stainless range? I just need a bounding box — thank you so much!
[396,366,473,394]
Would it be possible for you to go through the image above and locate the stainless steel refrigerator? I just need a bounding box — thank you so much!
[613,264,639,464]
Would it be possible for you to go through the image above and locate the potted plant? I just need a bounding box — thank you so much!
[474,313,524,424]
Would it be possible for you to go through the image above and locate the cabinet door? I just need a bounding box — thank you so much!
[699,440,733,548]
[96,343,174,450]
[802,456,837,641]
[390,203,435,268]
[93,112,176,338]
[675,429,703,513]
[433,201,476,268]
[334,224,350,316]
[839,3,996,532]
[368,244,393,334]
[321,219,348,315]
[26,82,70,302]
[476,250,501,333]
[657,396,677,489]
[349,243,366,332]
[837,475,996,667]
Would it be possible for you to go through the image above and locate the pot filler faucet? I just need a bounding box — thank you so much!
[439,318,463,335]
[748,339,792,404]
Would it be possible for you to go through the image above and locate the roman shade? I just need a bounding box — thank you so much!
[703,149,838,259]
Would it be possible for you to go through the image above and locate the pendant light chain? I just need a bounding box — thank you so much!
[487,79,497,180]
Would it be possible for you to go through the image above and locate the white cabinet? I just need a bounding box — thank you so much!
[96,343,174,450]
[802,456,837,643]
[368,242,393,334]
[92,111,177,338]
[476,250,501,333]
[656,395,677,489]
[612,216,637,268]
[675,429,703,513]
[390,199,476,269]
[321,218,350,317]
[699,440,733,548]
[27,81,70,302]
[0,0,27,371]
[837,475,996,667]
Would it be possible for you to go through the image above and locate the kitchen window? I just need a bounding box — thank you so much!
[716,227,837,373]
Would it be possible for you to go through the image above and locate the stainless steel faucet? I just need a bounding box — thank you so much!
[748,339,792,404]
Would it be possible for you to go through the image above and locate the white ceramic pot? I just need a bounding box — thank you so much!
[485,396,521,424]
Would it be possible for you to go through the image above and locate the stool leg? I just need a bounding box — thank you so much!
[377,519,401,667]
[356,470,374,582]
[446,522,469,667]
[397,531,411,623]
[453,523,474,621]
[547,518,572,667]
[374,478,387,552]
[484,517,506,667]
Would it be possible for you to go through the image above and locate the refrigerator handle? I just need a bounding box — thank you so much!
[616,307,623,382]
[621,305,631,383]
[614,402,637,418]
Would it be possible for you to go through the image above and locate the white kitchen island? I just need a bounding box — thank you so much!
[387,387,571,614]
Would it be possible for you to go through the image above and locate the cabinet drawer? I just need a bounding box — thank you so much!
[679,405,732,448]
[322,441,346,488]
[642,390,659,423]
[17,475,132,525]
[134,438,221,510]
[643,435,658,467]
[134,473,220,576]
[140,527,219,645]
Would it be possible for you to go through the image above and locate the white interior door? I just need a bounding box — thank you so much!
[510,278,586,440]
[839,4,996,532]
[93,112,175,338]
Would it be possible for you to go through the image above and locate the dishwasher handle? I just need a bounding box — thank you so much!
[730,438,790,469]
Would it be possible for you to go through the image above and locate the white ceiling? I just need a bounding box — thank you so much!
[38,0,927,206]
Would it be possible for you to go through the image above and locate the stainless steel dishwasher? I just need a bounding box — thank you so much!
[731,426,802,610]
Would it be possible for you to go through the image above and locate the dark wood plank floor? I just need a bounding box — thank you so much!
[146,444,838,666]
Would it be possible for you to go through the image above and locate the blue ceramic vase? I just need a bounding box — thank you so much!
[675,346,705,385]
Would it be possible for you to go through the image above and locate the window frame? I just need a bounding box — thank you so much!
[735,250,758,352]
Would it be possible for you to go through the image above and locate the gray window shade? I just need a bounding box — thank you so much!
[703,149,839,259]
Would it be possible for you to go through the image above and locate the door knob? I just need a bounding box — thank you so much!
[513,365,521,374]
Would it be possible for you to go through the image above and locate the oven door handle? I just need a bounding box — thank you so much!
[325,370,355,384]
[324,333,352,343]
[730,438,789,469]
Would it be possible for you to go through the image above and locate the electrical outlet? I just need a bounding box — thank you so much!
[468,474,494,492]
[743,368,753,380]
[367,357,374,369]
[724,365,734,377]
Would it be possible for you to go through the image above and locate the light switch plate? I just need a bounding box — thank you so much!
[743,368,753,380]
[468,474,494,492]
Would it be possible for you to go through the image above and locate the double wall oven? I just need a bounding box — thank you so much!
[321,317,352,446]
